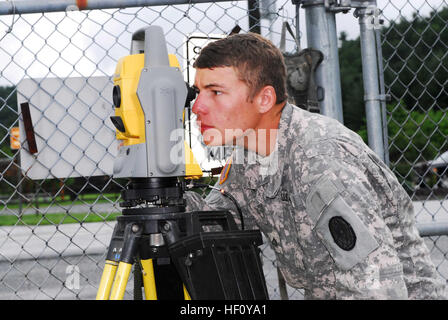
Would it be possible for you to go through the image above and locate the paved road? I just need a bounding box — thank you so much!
[3,198,448,218]
[0,220,289,300]
[0,221,114,262]
[0,199,447,300]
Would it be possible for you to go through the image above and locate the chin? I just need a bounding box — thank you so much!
[199,134,221,147]
[201,128,226,146]
[202,139,225,147]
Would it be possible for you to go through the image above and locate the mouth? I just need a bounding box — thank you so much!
[200,125,214,135]
[197,120,214,134]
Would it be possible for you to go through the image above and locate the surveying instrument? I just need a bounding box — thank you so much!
[96,26,268,300]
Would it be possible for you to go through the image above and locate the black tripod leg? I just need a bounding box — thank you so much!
[153,258,185,300]
[110,223,143,300]
[134,261,144,300]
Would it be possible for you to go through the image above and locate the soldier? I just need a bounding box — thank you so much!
[184,32,447,299]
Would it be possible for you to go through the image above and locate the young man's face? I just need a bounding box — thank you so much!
[192,66,261,146]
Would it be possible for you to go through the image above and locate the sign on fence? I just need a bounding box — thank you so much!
[10,127,20,150]
[17,76,117,179]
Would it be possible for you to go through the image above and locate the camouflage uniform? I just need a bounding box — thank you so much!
[185,103,447,299]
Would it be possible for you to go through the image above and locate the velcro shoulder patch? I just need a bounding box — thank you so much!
[219,158,232,185]
[306,175,344,224]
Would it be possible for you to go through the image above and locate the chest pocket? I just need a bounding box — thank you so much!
[247,180,307,287]
[306,175,379,270]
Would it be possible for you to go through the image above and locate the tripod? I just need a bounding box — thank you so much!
[96,177,269,300]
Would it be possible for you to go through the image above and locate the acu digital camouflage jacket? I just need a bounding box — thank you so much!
[185,103,447,300]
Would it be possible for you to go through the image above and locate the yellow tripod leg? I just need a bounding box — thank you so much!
[141,259,157,300]
[183,285,191,300]
[110,262,133,300]
[96,260,119,300]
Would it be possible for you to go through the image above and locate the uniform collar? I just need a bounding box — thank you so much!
[240,103,294,197]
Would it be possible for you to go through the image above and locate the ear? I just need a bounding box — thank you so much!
[255,85,277,114]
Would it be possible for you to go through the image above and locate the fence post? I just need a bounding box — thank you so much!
[248,0,261,34]
[15,151,23,219]
[0,0,239,15]
[354,1,389,163]
[298,0,344,123]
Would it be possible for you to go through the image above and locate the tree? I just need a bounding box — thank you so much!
[338,7,448,193]
[387,102,448,190]
[381,7,448,112]
[338,31,365,133]
[339,6,448,132]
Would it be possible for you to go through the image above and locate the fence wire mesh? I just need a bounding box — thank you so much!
[380,0,448,286]
[0,0,446,300]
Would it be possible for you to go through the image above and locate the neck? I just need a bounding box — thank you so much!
[240,102,284,157]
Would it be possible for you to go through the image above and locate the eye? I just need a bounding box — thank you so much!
[213,90,223,96]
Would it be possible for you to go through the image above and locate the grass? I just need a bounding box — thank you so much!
[0,212,121,227]
[0,182,215,227]
[0,193,121,211]
[0,192,121,226]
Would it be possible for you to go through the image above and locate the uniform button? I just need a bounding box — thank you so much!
[281,189,289,201]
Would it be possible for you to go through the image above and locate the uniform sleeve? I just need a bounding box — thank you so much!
[291,140,410,299]
[184,190,217,212]
[184,180,257,231]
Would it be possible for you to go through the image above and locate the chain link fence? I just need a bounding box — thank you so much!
[380,0,448,288]
[0,0,446,300]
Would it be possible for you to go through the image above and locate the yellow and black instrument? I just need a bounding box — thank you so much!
[97,26,268,301]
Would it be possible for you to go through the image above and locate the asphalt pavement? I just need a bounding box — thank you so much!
[0,199,447,300]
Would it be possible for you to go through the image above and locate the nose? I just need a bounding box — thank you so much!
[191,93,208,116]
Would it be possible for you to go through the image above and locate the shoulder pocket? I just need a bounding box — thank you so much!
[307,176,379,270]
